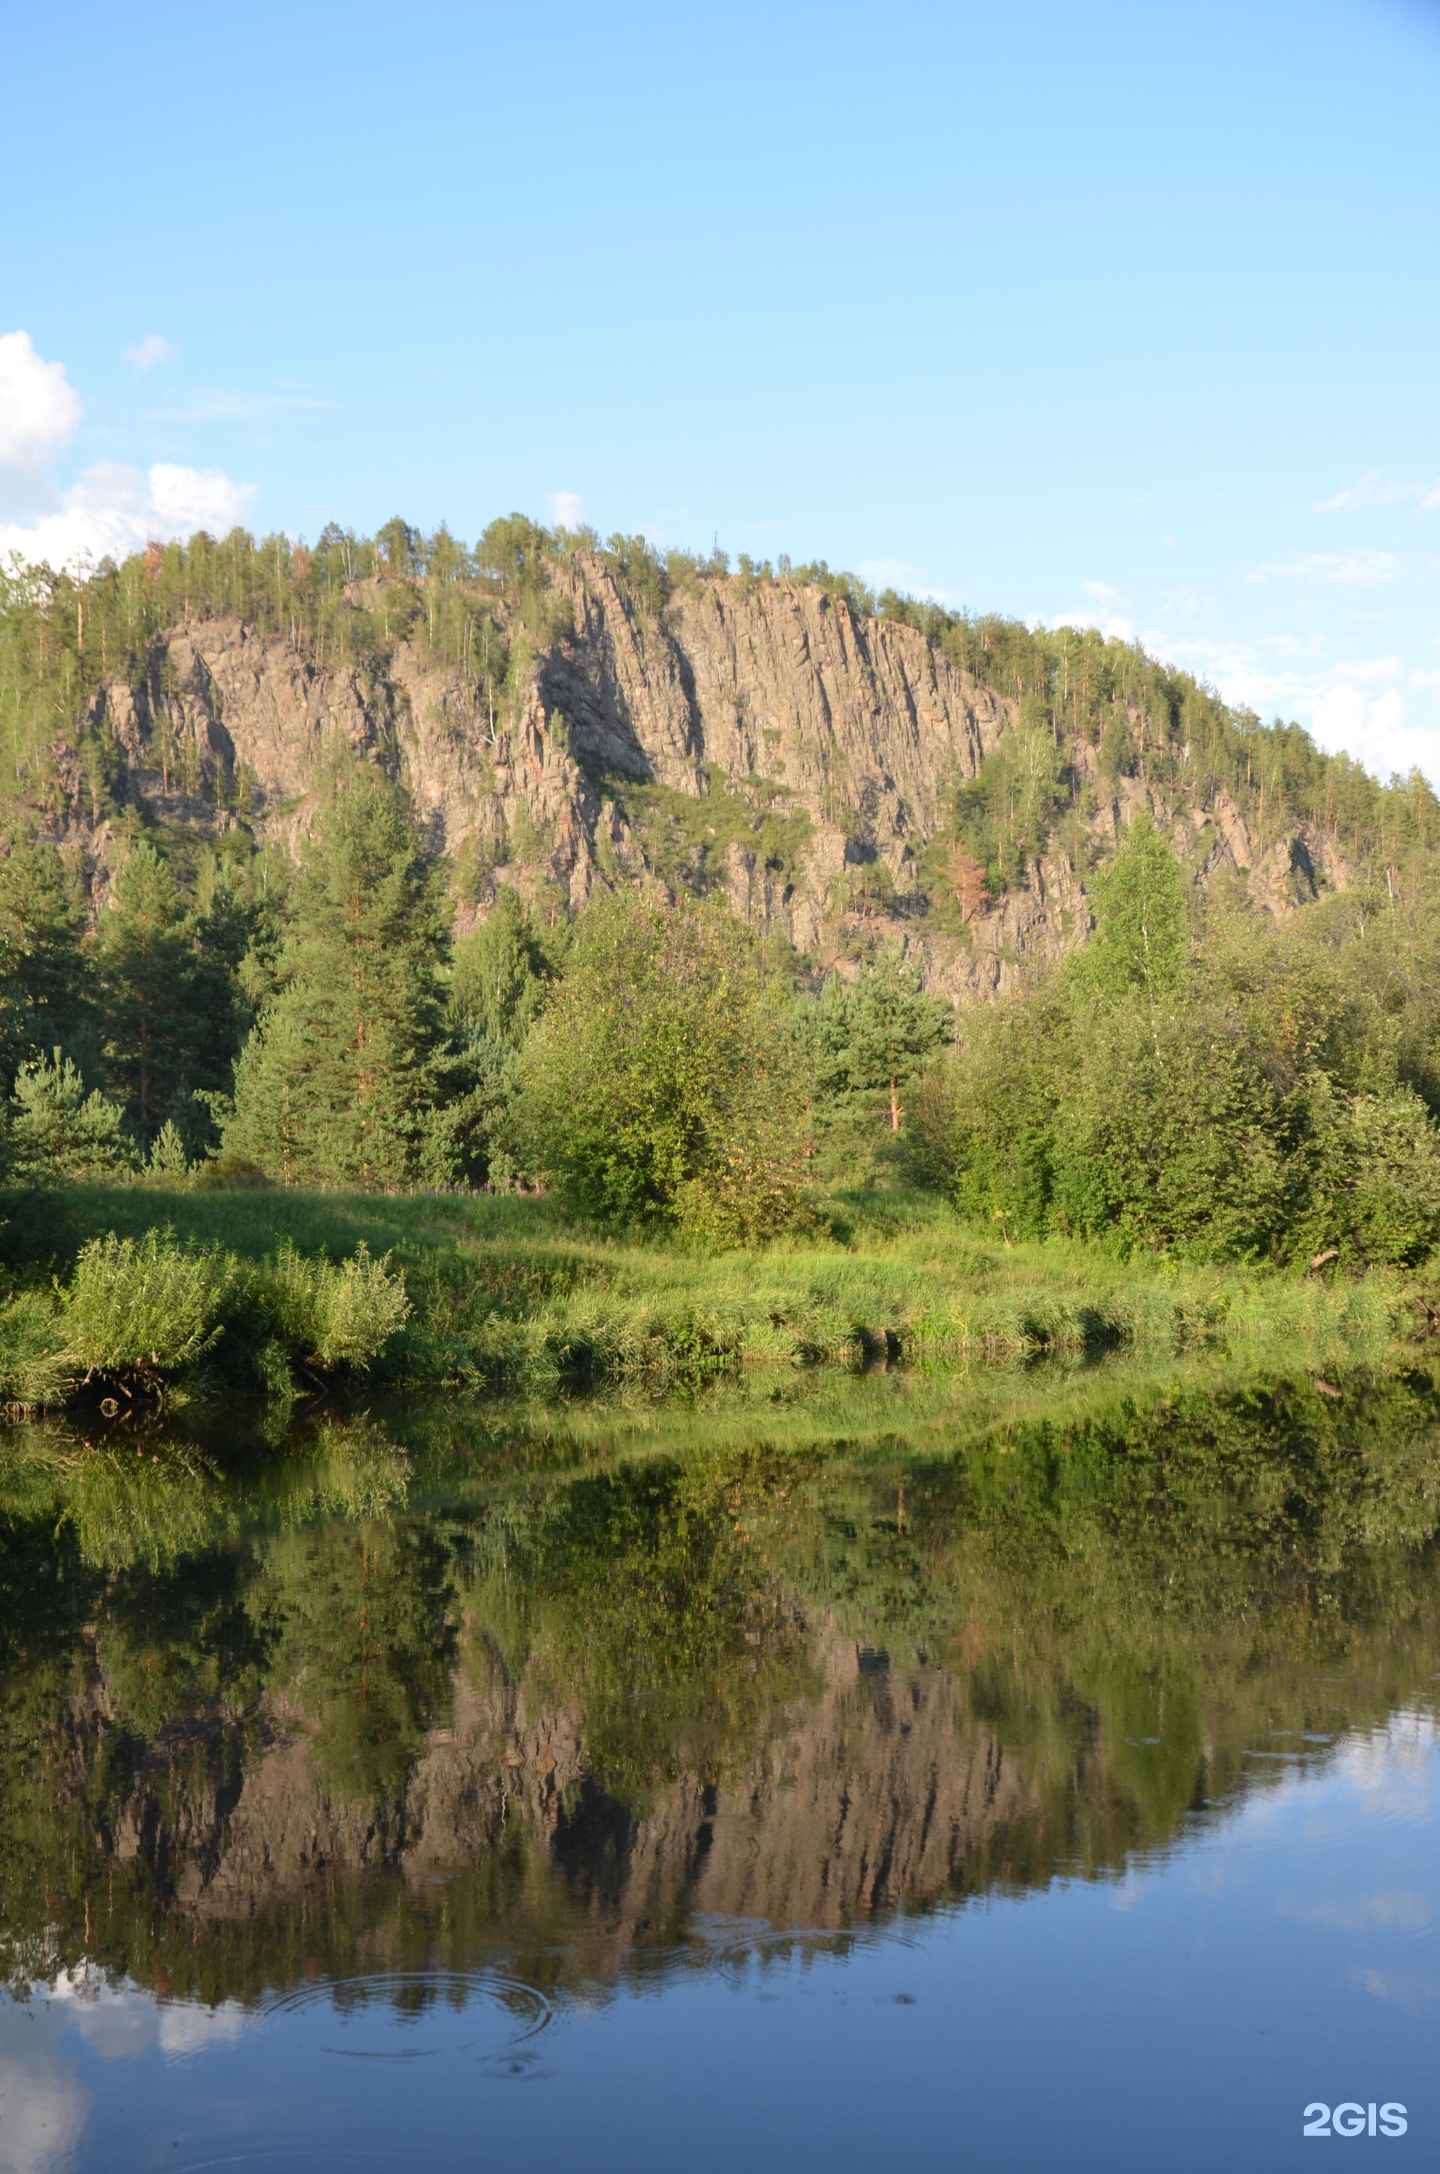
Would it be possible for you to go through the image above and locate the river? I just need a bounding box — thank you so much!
[0,1364,1436,2169]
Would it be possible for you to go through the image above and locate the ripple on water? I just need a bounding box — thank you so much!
[259,1969,553,2071]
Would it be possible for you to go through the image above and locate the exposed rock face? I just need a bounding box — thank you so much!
[78,558,1350,996]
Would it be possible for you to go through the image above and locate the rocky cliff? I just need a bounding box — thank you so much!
[76,552,1352,996]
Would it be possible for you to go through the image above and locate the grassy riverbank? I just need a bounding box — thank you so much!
[0,1181,1408,1411]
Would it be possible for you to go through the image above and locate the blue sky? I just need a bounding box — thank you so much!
[2,0,1438,780]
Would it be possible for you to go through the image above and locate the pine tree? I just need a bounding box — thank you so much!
[95,841,236,1146]
[801,946,953,1135]
[9,1051,136,1181]
[0,836,90,1090]
[224,997,315,1184]
[225,769,451,1186]
[842,947,954,1132]
[147,1119,192,1179]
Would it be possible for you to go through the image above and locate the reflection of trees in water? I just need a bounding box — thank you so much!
[470,1457,816,1808]
[256,1518,458,1811]
[0,1373,1439,2005]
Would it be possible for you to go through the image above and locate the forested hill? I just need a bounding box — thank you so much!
[2,517,1434,995]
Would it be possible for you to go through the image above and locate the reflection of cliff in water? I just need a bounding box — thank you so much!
[4,1366,1440,2004]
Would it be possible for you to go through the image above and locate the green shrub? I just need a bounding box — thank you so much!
[250,1242,410,1371]
[1299,1079,1440,1267]
[1051,1005,1294,1259]
[0,1290,74,1408]
[195,1149,270,1190]
[0,1230,410,1406]
[908,821,1440,1270]
[58,1231,234,1383]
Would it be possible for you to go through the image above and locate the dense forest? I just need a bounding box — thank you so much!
[2,751,1440,1278]
[3,522,1440,1286]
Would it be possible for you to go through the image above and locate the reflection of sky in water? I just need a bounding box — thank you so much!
[48,1968,250,2060]
[0,1974,252,2174]
[3,1710,1437,2174]
[0,2057,86,2174]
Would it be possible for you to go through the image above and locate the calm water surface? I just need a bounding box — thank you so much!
[2,1369,1439,2171]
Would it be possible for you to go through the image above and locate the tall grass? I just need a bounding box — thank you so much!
[0,1182,1408,1413]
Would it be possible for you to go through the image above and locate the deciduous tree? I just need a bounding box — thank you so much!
[517,889,808,1241]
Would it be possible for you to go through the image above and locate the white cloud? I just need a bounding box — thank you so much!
[1162,637,1306,714]
[1161,585,1212,619]
[53,1973,154,2060]
[157,2000,248,2059]
[0,331,82,471]
[1052,609,1134,642]
[147,389,327,422]
[1330,653,1405,686]
[148,461,254,532]
[1317,473,1413,512]
[1151,630,1440,786]
[0,460,257,571]
[1286,1889,1431,1932]
[1355,1966,1440,2011]
[1248,551,1400,587]
[0,331,255,570]
[0,1973,239,2172]
[547,489,584,529]
[1317,471,1440,514]
[1311,682,1419,777]
[1047,577,1134,642]
[855,556,962,605]
[123,333,176,372]
[46,1966,247,2063]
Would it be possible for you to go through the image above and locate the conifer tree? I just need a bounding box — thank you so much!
[223,997,317,1185]
[0,836,90,1089]
[802,946,954,1134]
[146,1119,192,1180]
[96,841,232,1145]
[224,768,450,1186]
[9,1051,136,1181]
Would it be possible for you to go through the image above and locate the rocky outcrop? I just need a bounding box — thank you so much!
[72,558,1351,997]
